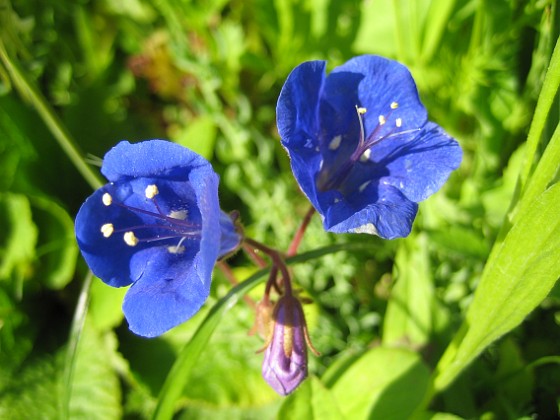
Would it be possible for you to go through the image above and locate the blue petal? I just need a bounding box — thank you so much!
[101,140,211,182]
[122,165,222,337]
[277,61,327,210]
[75,186,139,287]
[218,211,241,258]
[329,55,427,142]
[372,122,462,202]
[324,184,418,239]
[122,248,206,337]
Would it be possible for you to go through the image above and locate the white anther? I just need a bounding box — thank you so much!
[357,107,367,114]
[329,135,342,150]
[390,101,399,109]
[378,115,386,125]
[396,118,402,128]
[145,184,159,199]
[169,210,188,220]
[100,223,114,238]
[359,181,371,193]
[123,231,139,246]
[360,148,372,162]
[102,193,112,206]
[167,245,186,254]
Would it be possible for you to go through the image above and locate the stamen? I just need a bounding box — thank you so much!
[168,245,186,254]
[390,101,399,109]
[123,231,139,246]
[355,105,367,147]
[168,236,187,254]
[102,193,112,206]
[328,135,342,151]
[385,128,421,139]
[100,223,114,238]
[145,184,159,199]
[169,210,188,220]
[378,115,386,125]
[360,148,371,162]
[359,181,371,192]
[396,118,402,128]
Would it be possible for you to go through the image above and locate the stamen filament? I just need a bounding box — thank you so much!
[112,201,196,227]
[111,224,201,236]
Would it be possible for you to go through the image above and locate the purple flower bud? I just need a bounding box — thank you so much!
[262,295,308,395]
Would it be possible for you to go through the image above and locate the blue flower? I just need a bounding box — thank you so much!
[75,140,240,337]
[277,55,462,239]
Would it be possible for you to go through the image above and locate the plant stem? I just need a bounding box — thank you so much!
[287,206,315,256]
[244,237,293,296]
[0,40,104,190]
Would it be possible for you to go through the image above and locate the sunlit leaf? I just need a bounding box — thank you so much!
[330,347,431,419]
[434,182,560,392]
[278,376,343,420]
[383,233,433,347]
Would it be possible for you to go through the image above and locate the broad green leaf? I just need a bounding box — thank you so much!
[433,182,560,393]
[383,233,433,347]
[278,375,343,420]
[519,36,560,195]
[31,195,78,290]
[68,322,122,420]
[330,347,431,420]
[0,351,60,418]
[513,121,560,224]
[0,193,37,289]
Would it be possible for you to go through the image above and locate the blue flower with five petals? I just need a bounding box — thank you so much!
[277,55,462,239]
[75,140,240,337]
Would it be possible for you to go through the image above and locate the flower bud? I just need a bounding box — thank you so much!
[262,295,308,395]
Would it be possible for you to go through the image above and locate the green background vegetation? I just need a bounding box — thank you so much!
[1,0,559,418]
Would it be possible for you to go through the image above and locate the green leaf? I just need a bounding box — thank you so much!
[518,36,560,195]
[31,195,78,290]
[330,347,431,419]
[433,182,560,393]
[383,233,434,347]
[278,376,343,420]
[0,351,60,419]
[68,323,122,420]
[0,192,38,290]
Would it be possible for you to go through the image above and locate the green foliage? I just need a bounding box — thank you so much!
[0,0,559,418]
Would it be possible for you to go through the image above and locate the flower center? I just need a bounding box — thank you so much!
[99,184,201,254]
[316,102,418,193]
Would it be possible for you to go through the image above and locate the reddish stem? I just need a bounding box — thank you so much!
[287,206,316,256]
[244,237,293,297]
[242,242,268,268]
